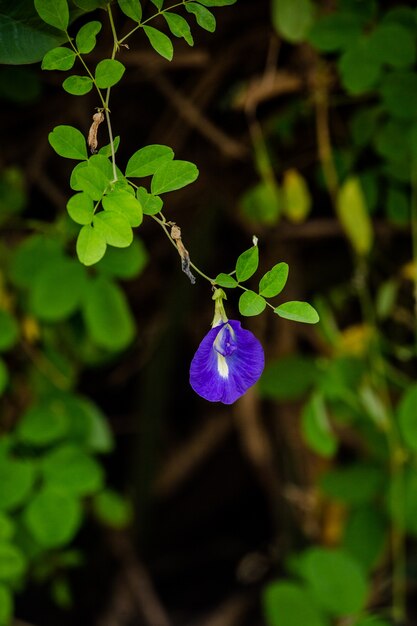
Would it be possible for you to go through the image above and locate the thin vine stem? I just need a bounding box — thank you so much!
[151,214,215,284]
[65,33,107,110]
[118,0,191,45]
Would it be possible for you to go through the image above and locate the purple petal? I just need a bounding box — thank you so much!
[189,320,265,404]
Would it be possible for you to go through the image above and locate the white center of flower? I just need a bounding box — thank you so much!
[217,353,229,378]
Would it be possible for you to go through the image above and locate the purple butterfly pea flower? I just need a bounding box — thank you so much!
[190,289,265,404]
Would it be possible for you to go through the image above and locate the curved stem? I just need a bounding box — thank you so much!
[151,214,215,284]
[66,33,107,110]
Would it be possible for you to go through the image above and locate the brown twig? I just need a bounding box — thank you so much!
[150,73,247,160]
[104,532,172,626]
[154,413,233,497]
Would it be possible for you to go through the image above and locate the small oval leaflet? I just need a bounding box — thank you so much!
[259,262,289,298]
[41,47,76,71]
[186,3,216,32]
[275,301,319,324]
[164,13,194,46]
[117,0,142,22]
[136,187,163,215]
[34,0,69,31]
[82,276,135,351]
[235,245,259,283]
[151,160,199,195]
[77,224,107,266]
[93,211,133,248]
[76,21,102,54]
[143,26,173,61]
[126,145,174,178]
[102,190,143,227]
[63,75,94,96]
[49,125,88,160]
[239,290,266,316]
[95,58,125,89]
[215,273,238,288]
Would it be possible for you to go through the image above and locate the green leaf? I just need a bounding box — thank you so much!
[0,456,35,511]
[337,177,373,255]
[164,12,194,46]
[308,13,363,52]
[102,190,143,227]
[75,163,109,199]
[93,211,133,248]
[136,187,163,215]
[0,543,26,583]
[239,290,266,316]
[83,400,114,452]
[398,384,417,452]
[24,487,82,548]
[275,301,319,324]
[93,490,133,528]
[0,310,19,352]
[98,135,120,157]
[49,125,88,160]
[263,581,327,626]
[17,400,70,446]
[151,160,199,194]
[126,145,174,178]
[259,355,318,401]
[143,26,173,60]
[9,235,63,288]
[82,276,135,350]
[300,548,368,616]
[0,513,14,542]
[67,192,94,225]
[34,0,69,31]
[0,584,13,625]
[235,245,259,282]
[259,263,289,298]
[117,0,142,22]
[282,169,311,223]
[338,37,382,94]
[321,464,383,505]
[368,23,416,69]
[0,167,26,218]
[76,20,102,54]
[215,273,238,288]
[149,0,163,9]
[63,75,94,95]
[96,238,148,279]
[95,59,126,88]
[41,46,76,70]
[380,71,417,119]
[343,508,387,571]
[42,445,104,496]
[301,394,337,457]
[185,3,216,32]
[77,224,107,266]
[0,1,67,64]
[0,359,8,397]
[240,181,281,225]
[271,0,314,43]
[30,259,88,322]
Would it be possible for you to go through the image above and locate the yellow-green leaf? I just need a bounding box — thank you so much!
[337,177,373,255]
[282,169,311,223]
